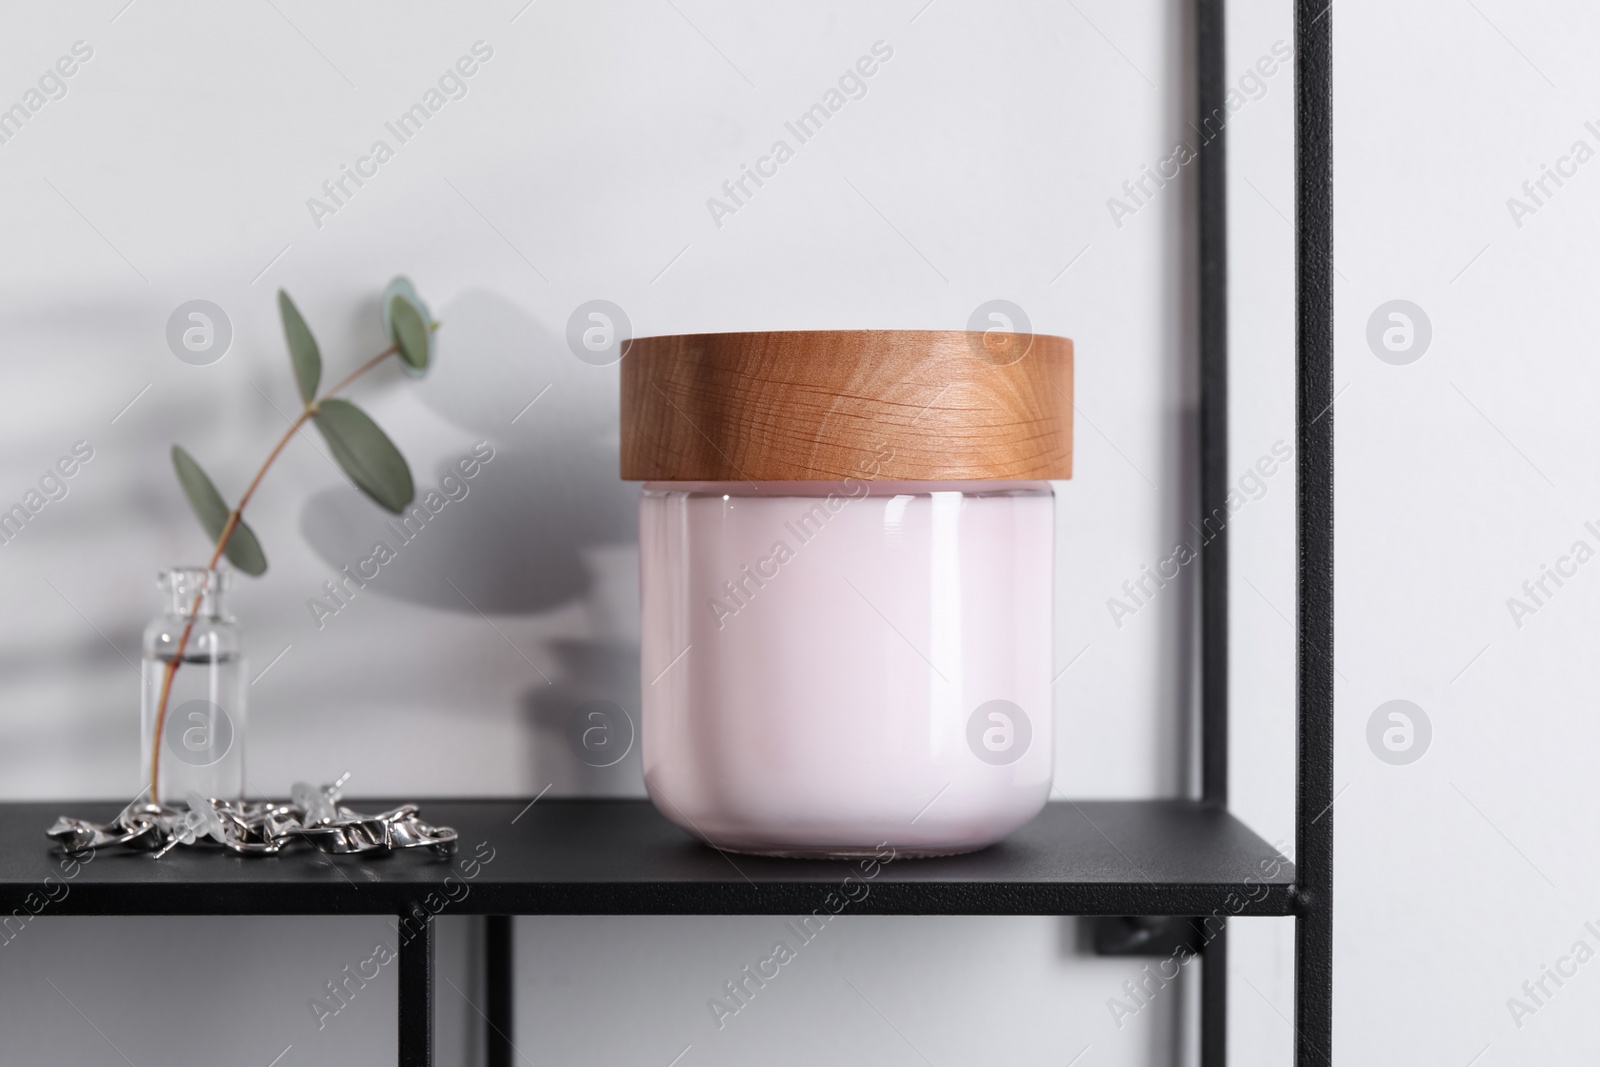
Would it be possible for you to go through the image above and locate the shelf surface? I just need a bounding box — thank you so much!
[0,799,1295,917]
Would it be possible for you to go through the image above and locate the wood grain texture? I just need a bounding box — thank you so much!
[620,330,1073,481]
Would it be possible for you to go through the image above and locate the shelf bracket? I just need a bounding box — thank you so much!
[1090,915,1206,957]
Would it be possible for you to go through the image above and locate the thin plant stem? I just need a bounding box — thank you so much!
[324,344,398,399]
[147,344,399,803]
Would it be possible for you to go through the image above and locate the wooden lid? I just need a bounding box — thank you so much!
[620,330,1072,481]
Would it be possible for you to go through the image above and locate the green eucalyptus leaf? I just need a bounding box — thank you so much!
[381,276,434,379]
[217,519,268,577]
[380,276,428,333]
[278,290,321,404]
[171,445,227,534]
[313,398,414,513]
[169,446,267,576]
[389,296,430,374]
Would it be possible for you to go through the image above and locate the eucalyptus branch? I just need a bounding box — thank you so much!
[151,283,435,803]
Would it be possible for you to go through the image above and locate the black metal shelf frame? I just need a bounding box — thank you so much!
[429,4,1336,1059]
[1194,1,1333,1061]
[0,4,1331,1065]
[1097,1,1331,1061]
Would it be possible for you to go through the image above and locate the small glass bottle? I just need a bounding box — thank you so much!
[141,567,246,804]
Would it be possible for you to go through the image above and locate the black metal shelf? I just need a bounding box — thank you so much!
[7,2,1334,1064]
[0,799,1295,918]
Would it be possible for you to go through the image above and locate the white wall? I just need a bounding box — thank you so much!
[6,0,1572,1064]
[1333,0,1600,1062]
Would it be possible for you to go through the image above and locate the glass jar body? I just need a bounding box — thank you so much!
[140,568,246,803]
[639,480,1054,857]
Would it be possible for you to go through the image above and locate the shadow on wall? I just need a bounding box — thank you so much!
[294,288,646,796]
[297,287,637,616]
[521,637,643,794]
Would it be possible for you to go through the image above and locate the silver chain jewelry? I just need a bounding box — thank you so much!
[47,776,458,858]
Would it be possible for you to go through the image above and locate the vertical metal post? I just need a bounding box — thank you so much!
[1294,0,1335,1063]
[1196,0,1229,814]
[399,909,435,1067]
[1200,924,1227,1066]
[486,915,515,1067]
[1196,0,1230,1064]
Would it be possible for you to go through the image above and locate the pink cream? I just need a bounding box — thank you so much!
[640,479,1054,857]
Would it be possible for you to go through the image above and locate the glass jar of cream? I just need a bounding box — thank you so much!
[623,330,1072,857]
